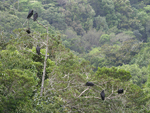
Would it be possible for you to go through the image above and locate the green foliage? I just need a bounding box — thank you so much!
[99,34,110,44]
[1,45,35,71]
[99,34,142,66]
[0,30,8,49]
[63,0,95,34]
[81,29,103,51]
[15,90,68,113]
[0,62,38,112]
[62,34,84,53]
[94,15,109,31]
[42,6,67,30]
[137,10,149,25]
[144,65,150,97]
[0,11,22,36]
[89,47,100,55]
[96,66,131,81]
[0,1,10,11]
[94,67,149,112]
[118,64,149,87]
[130,42,150,67]
[0,0,150,112]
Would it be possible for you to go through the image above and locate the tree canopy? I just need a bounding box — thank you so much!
[0,0,150,112]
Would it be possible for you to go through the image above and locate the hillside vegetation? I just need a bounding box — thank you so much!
[0,0,150,112]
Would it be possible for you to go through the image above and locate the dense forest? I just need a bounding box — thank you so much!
[1,0,150,112]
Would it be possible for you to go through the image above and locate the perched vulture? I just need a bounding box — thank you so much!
[26,28,31,34]
[33,13,38,21]
[85,82,94,86]
[27,10,33,19]
[118,89,124,94]
[101,90,105,100]
[36,45,40,55]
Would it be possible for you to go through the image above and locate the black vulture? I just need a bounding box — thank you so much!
[26,28,31,34]
[36,45,40,55]
[33,13,38,21]
[27,10,34,19]
[118,89,124,94]
[85,82,94,86]
[26,10,33,32]
[101,90,105,100]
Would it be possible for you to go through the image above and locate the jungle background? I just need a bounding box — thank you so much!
[1,0,150,112]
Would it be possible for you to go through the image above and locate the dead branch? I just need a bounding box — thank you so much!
[78,87,90,98]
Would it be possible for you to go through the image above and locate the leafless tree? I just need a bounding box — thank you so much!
[36,20,49,96]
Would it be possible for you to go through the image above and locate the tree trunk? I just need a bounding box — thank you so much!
[36,20,49,96]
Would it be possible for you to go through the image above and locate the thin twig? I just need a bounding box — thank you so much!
[107,85,114,99]
[79,96,101,100]
[78,87,90,98]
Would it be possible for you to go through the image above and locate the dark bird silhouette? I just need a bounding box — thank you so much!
[26,10,33,32]
[36,45,40,55]
[85,82,94,86]
[26,28,31,34]
[33,13,38,21]
[101,90,105,100]
[27,10,34,19]
[118,89,124,94]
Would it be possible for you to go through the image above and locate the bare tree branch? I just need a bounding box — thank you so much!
[79,96,101,100]
[78,87,90,98]
[35,20,50,97]
[107,85,114,99]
